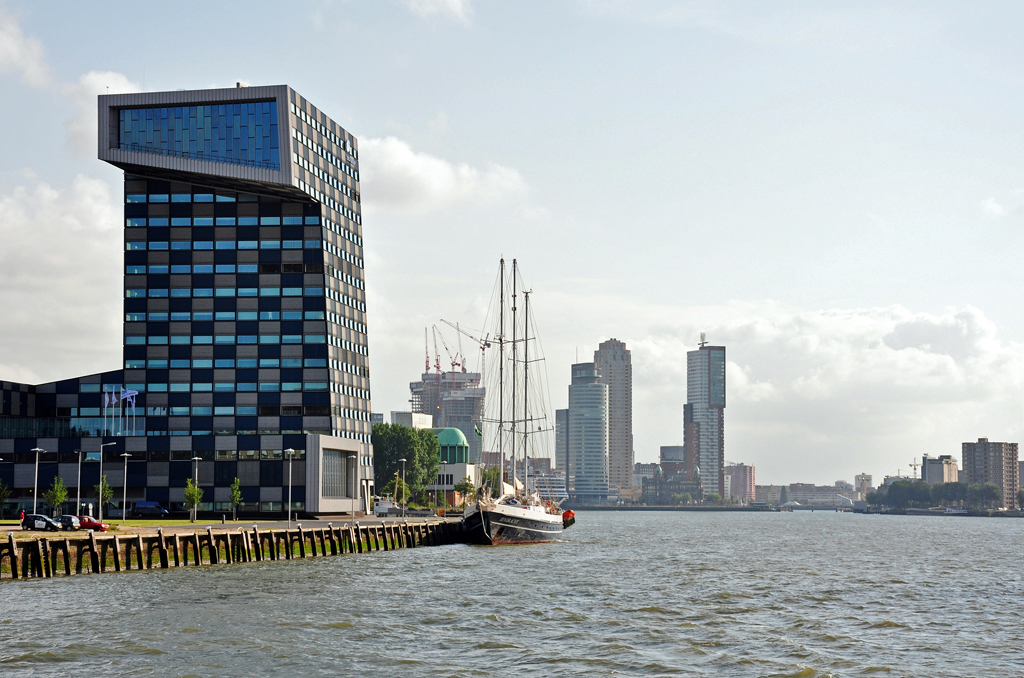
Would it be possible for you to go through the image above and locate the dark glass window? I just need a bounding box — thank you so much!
[118,101,280,169]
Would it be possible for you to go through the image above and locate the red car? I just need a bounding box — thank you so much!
[77,516,109,531]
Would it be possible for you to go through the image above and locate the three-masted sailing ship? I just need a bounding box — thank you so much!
[464,259,575,545]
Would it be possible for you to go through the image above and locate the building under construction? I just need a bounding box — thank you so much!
[410,371,485,463]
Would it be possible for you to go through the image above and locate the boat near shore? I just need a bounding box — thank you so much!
[463,258,574,545]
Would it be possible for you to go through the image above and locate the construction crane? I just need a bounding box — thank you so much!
[440,319,492,380]
[433,324,462,373]
[909,458,921,480]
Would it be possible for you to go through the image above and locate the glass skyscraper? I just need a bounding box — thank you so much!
[0,85,373,516]
[685,343,726,498]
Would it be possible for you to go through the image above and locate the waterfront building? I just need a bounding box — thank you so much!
[686,341,726,497]
[787,483,858,507]
[594,339,634,499]
[390,411,433,429]
[424,427,479,507]
[567,362,609,503]
[0,85,373,516]
[961,438,1018,510]
[755,485,783,504]
[725,463,755,504]
[555,408,568,481]
[633,462,657,488]
[854,473,873,498]
[370,413,384,425]
[921,454,959,485]
[641,467,700,504]
[410,370,485,463]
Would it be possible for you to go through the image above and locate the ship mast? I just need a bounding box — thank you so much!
[523,289,530,500]
[510,260,518,496]
[498,258,505,488]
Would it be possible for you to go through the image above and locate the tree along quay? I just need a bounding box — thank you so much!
[0,519,466,580]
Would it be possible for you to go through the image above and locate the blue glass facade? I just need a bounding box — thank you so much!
[119,102,279,169]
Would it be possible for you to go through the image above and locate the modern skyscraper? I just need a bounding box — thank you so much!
[554,408,568,481]
[961,438,1018,509]
[594,339,633,497]
[567,363,608,503]
[410,370,485,462]
[686,340,726,497]
[0,85,373,516]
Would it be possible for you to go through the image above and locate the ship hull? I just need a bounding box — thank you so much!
[464,504,564,545]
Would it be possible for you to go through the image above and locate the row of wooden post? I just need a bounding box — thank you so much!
[0,519,464,580]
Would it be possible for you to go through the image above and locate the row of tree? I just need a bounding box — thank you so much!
[867,480,1004,509]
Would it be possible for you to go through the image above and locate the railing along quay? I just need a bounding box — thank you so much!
[0,519,465,580]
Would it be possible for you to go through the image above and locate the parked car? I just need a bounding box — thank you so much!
[22,514,61,532]
[133,501,170,517]
[77,516,110,531]
[55,515,81,531]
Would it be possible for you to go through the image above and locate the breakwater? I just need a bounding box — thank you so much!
[0,519,465,580]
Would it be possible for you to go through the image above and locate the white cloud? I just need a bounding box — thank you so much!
[359,136,527,214]
[0,6,49,86]
[981,197,1008,217]
[64,70,141,156]
[578,0,941,53]
[407,0,473,24]
[0,174,123,384]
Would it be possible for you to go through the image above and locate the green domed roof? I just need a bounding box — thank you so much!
[434,427,469,448]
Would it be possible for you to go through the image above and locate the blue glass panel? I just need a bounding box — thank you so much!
[118,101,279,169]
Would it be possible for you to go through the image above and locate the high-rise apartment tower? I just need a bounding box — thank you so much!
[961,438,1018,509]
[686,341,726,497]
[593,339,633,497]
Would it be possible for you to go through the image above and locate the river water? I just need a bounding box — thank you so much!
[1,511,1022,676]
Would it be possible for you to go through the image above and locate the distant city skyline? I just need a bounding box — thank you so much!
[2,2,1024,486]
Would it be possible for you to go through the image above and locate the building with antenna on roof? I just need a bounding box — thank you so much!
[686,336,726,498]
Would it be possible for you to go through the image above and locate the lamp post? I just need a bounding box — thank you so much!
[120,453,132,525]
[75,450,83,516]
[30,448,44,515]
[98,442,117,523]
[441,460,448,514]
[347,454,357,525]
[399,458,407,518]
[285,448,295,528]
[191,456,202,523]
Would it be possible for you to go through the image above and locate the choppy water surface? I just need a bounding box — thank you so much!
[2,511,1023,676]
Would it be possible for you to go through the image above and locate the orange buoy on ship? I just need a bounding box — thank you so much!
[562,510,576,528]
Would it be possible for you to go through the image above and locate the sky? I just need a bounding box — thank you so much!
[1,0,1023,485]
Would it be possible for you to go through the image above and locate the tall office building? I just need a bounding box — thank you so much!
[554,408,568,482]
[410,371,485,462]
[0,85,373,515]
[567,363,608,503]
[725,463,755,504]
[594,339,633,497]
[921,454,958,485]
[962,438,1018,509]
[686,341,726,497]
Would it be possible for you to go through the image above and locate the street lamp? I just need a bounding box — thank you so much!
[285,448,295,528]
[399,458,407,518]
[347,454,357,528]
[120,453,132,525]
[191,456,202,523]
[75,450,83,516]
[30,448,44,515]
[98,442,117,522]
